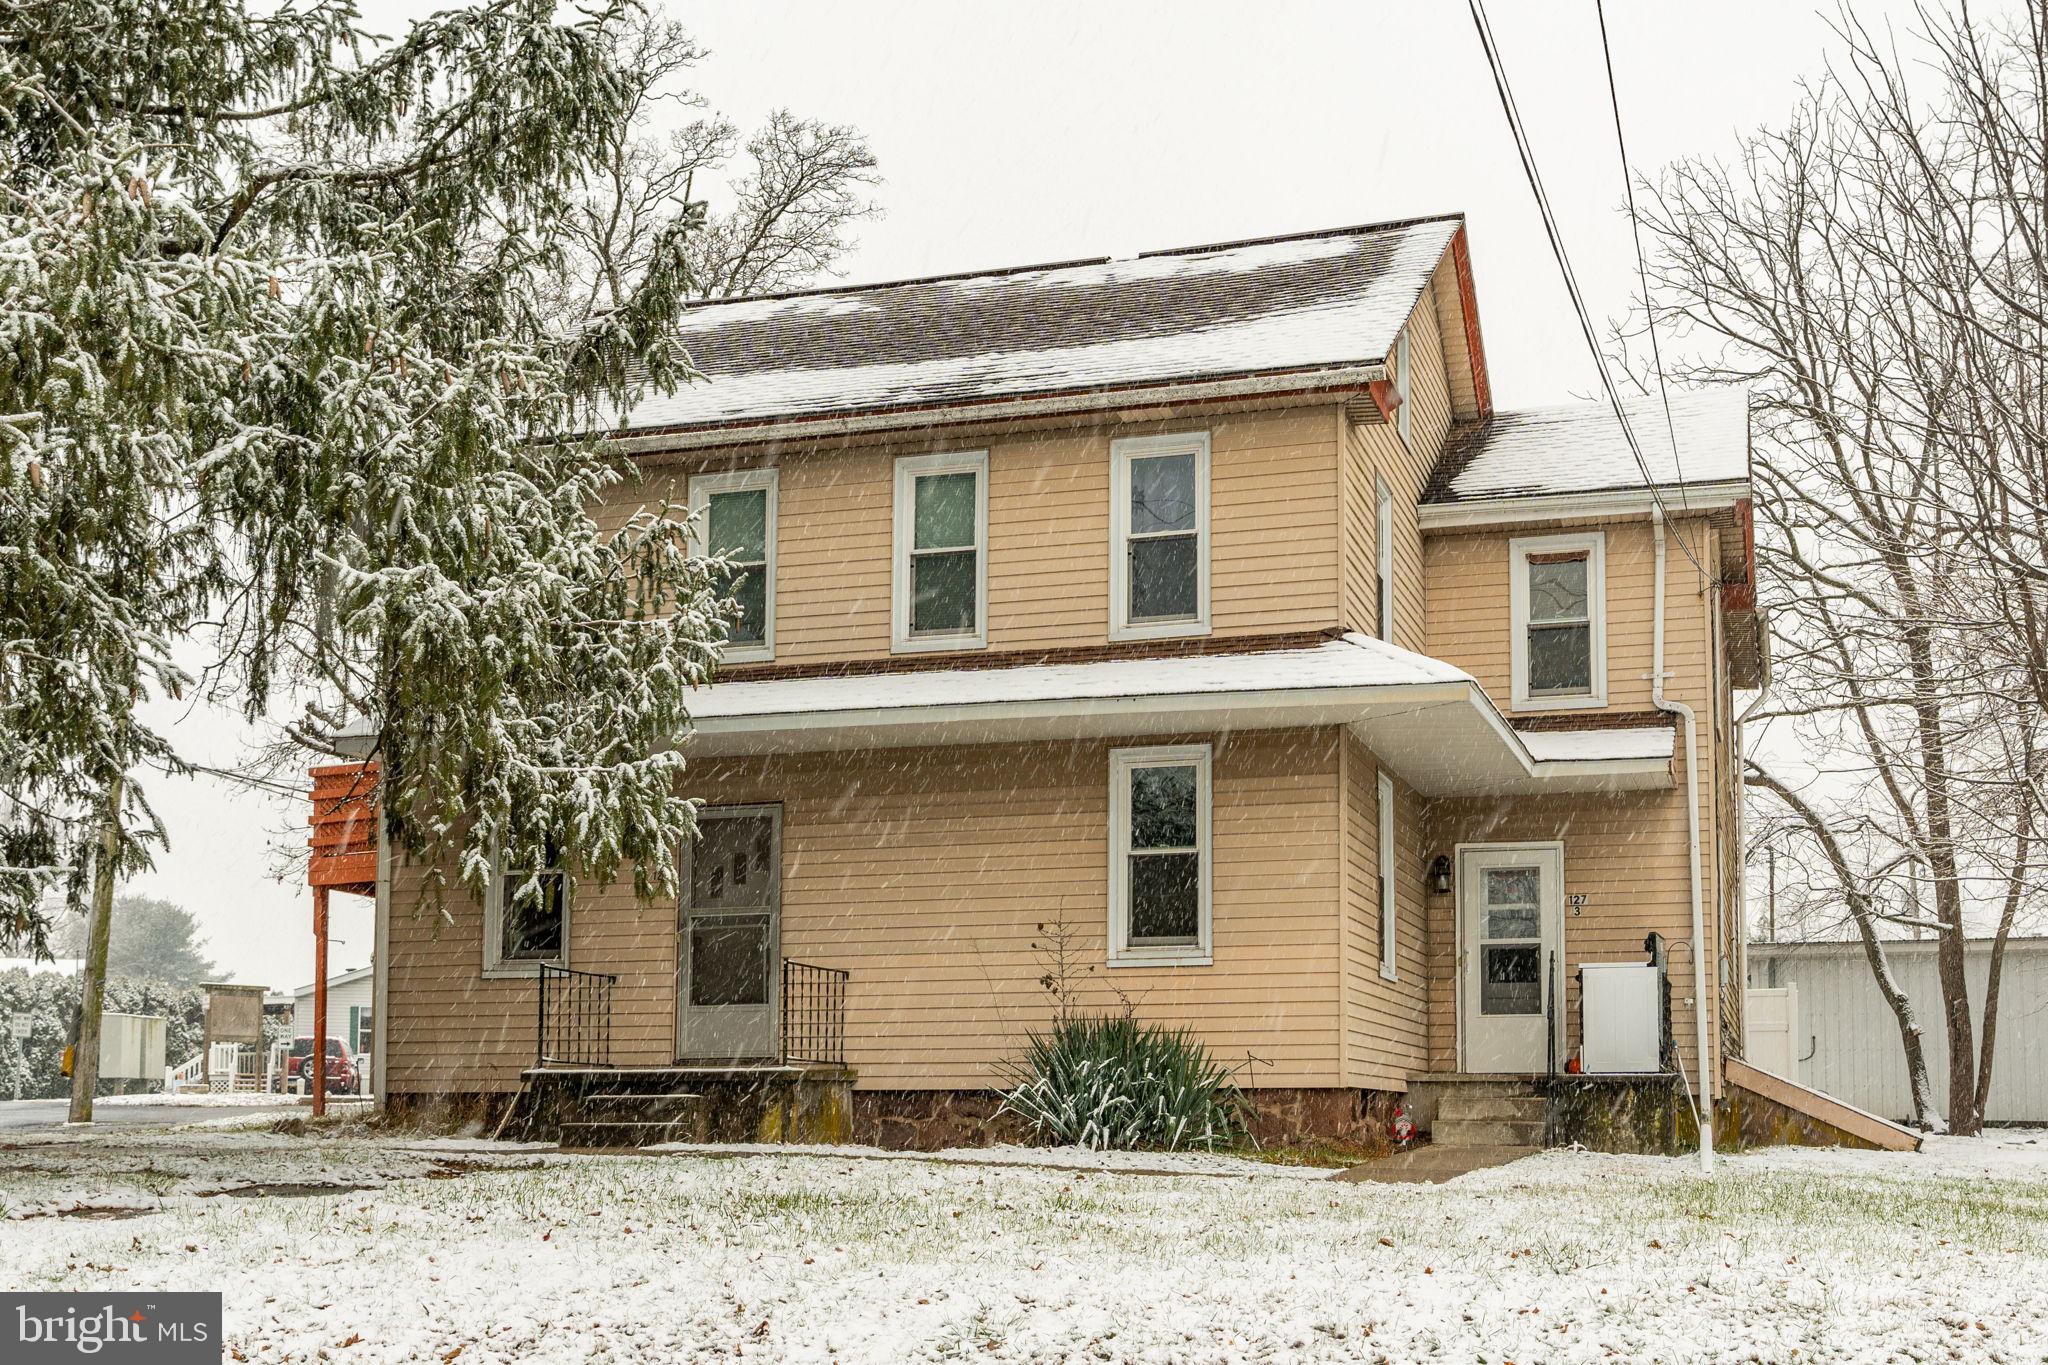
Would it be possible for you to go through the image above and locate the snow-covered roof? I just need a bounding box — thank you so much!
[613,216,1466,436]
[1517,725,1673,764]
[683,634,1672,796]
[1425,389,1750,506]
[690,633,1470,725]
[291,964,374,998]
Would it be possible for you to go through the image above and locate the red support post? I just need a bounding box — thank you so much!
[312,885,329,1118]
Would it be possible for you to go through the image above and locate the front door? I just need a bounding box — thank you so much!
[1459,845,1563,1074]
[679,805,781,1062]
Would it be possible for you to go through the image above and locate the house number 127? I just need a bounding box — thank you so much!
[1566,893,1589,916]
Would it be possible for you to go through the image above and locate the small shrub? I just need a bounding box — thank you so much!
[996,1013,1251,1152]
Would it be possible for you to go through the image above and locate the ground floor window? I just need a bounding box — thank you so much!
[484,838,568,976]
[1108,744,1213,966]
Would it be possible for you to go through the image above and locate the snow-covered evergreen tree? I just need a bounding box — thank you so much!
[0,0,731,949]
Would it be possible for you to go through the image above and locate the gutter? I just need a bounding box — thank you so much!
[1652,503,1715,1174]
[606,364,1390,456]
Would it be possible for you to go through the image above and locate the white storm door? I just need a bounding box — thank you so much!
[679,806,782,1062]
[1459,845,1563,1074]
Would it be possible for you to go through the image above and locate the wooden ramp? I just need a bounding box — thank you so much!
[1723,1058,1923,1153]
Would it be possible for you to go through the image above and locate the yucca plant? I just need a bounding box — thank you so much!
[996,1013,1252,1151]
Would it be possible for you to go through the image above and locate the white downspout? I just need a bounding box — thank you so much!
[1652,505,1715,1174]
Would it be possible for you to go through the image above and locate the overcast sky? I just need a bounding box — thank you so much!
[126,0,1942,989]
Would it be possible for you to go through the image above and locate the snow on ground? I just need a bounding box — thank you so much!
[96,1091,318,1108]
[2,1123,2047,1362]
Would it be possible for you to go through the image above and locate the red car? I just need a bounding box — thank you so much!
[285,1037,357,1094]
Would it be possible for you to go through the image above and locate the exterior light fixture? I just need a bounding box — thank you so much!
[1428,854,1453,896]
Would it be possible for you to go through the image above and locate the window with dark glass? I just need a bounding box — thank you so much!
[909,469,979,636]
[498,841,565,964]
[706,486,769,647]
[1126,452,1199,623]
[1525,551,1592,695]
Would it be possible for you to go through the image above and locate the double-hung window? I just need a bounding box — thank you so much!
[1510,532,1607,710]
[1110,433,1209,640]
[893,450,988,652]
[1108,744,1212,966]
[1393,327,1413,447]
[690,468,778,663]
[1375,474,1394,642]
[485,837,568,976]
[1377,770,1398,981]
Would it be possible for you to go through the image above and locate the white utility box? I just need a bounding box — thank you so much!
[98,1013,168,1081]
[1579,963,1661,1073]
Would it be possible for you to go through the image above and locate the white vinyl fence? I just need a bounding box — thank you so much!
[1747,937,2048,1124]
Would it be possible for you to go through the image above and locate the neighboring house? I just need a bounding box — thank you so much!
[1749,938,2048,1124]
[292,965,374,1058]
[374,214,1765,1140]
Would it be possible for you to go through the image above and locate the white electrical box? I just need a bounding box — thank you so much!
[98,1013,168,1081]
[1580,963,1661,1073]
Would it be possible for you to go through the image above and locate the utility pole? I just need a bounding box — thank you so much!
[67,772,124,1124]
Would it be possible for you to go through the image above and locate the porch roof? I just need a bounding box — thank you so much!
[681,634,1672,796]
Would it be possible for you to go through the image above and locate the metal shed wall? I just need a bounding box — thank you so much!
[1747,938,2048,1125]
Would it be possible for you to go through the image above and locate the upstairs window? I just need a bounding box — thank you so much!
[1108,744,1213,966]
[893,450,988,652]
[1375,473,1394,642]
[1394,327,1413,447]
[1110,432,1210,640]
[690,468,778,663]
[486,837,567,975]
[1510,532,1607,710]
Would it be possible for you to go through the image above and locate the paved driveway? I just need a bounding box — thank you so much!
[0,1098,301,1131]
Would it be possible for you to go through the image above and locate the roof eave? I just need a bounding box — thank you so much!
[1415,479,1752,531]
[604,363,1391,455]
[682,675,1672,796]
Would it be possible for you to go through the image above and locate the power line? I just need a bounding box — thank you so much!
[1465,0,1710,578]
[1595,0,1690,511]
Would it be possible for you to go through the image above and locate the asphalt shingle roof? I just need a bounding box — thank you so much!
[613,215,1464,435]
[1423,389,1751,504]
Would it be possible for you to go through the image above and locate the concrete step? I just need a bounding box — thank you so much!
[1433,1117,1547,1148]
[558,1118,692,1149]
[1437,1093,1546,1123]
[1334,1144,1537,1185]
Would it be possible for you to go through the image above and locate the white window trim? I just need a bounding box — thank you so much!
[1375,473,1394,643]
[1107,743,1213,968]
[482,846,570,979]
[1509,530,1608,712]
[1394,328,1413,448]
[689,467,779,664]
[1109,432,1211,642]
[892,449,989,654]
[1377,769,1398,982]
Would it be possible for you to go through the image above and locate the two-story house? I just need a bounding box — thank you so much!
[370,213,1768,1149]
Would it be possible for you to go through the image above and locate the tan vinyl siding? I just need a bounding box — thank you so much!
[1340,731,1429,1090]
[383,853,677,1096]
[1419,517,1731,1091]
[1430,250,1484,420]
[1340,282,1452,651]
[603,405,1341,663]
[384,728,1346,1096]
[1422,516,1720,721]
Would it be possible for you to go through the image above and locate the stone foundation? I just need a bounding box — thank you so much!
[1544,1075,1699,1155]
[853,1087,1401,1152]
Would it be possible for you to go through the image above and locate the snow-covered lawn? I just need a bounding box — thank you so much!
[3,1124,2047,1362]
